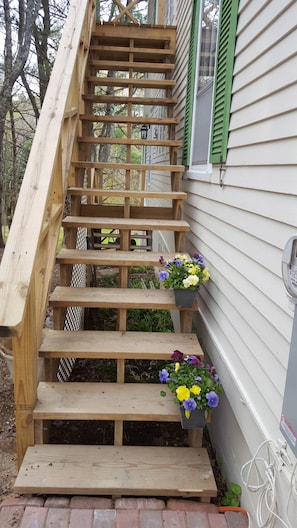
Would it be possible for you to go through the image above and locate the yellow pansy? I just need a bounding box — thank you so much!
[176,385,190,402]
[190,385,201,396]
[175,362,180,372]
[203,268,210,281]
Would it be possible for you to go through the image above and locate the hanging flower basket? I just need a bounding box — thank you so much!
[158,253,210,307]
[179,405,206,429]
[173,288,199,308]
[159,349,223,426]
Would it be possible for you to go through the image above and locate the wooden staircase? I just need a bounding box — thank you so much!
[11,15,217,500]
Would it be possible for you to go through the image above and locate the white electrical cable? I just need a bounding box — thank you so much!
[285,461,297,528]
[241,440,290,528]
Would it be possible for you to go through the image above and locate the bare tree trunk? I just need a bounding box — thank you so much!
[0,0,41,247]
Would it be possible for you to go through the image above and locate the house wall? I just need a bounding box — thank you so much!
[149,0,297,525]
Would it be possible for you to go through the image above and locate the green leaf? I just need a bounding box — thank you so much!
[160,391,167,398]
[230,482,242,495]
[220,497,231,506]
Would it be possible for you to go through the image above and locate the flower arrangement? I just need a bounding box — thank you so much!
[158,253,210,290]
[159,350,223,419]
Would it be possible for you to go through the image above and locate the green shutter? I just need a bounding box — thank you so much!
[182,0,201,166]
[209,0,238,164]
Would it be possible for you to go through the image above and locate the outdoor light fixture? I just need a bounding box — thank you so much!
[141,124,149,139]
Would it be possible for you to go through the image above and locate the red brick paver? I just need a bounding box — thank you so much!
[0,496,249,528]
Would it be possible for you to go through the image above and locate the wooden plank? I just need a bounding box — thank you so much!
[89,60,174,73]
[73,161,185,172]
[14,445,217,497]
[34,382,179,421]
[92,23,176,47]
[82,94,177,106]
[85,76,176,88]
[62,216,190,231]
[80,204,174,220]
[56,249,186,267]
[67,188,187,199]
[78,137,182,147]
[89,45,175,58]
[49,287,198,311]
[80,114,180,125]
[39,329,203,359]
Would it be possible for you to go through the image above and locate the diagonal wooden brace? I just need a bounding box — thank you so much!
[112,0,140,24]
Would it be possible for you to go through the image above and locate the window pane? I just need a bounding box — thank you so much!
[193,0,220,165]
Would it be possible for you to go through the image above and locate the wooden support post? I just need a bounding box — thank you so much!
[175,231,185,253]
[13,292,40,467]
[180,310,193,333]
[188,428,203,448]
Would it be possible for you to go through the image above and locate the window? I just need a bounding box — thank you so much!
[183,0,238,169]
[166,0,177,25]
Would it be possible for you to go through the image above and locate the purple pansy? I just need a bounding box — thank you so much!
[159,369,170,382]
[185,355,202,367]
[171,349,184,362]
[192,253,205,267]
[206,391,219,408]
[183,398,197,411]
[159,270,169,281]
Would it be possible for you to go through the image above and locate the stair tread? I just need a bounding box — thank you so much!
[56,249,186,267]
[89,59,174,73]
[85,76,176,88]
[80,114,180,125]
[82,94,178,105]
[62,216,190,231]
[78,137,183,147]
[67,188,187,199]
[89,44,175,58]
[34,382,178,421]
[14,445,217,497]
[49,287,198,311]
[40,329,202,359]
[73,161,184,172]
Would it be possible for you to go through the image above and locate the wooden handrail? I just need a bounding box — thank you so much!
[0,0,95,337]
[0,0,95,466]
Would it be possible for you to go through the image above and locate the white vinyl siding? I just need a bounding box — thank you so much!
[174,0,297,523]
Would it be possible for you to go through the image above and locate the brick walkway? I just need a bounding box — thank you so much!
[0,496,248,527]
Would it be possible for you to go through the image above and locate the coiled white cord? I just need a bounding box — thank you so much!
[241,440,290,528]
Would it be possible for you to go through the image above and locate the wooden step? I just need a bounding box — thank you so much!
[14,444,217,498]
[78,137,183,147]
[82,94,178,106]
[67,188,187,200]
[92,23,176,47]
[89,59,175,74]
[56,249,186,267]
[80,114,180,125]
[85,76,176,89]
[39,329,202,359]
[34,382,178,421]
[62,216,189,232]
[72,161,185,172]
[49,287,198,311]
[89,45,175,61]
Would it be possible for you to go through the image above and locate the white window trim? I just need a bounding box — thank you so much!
[185,0,220,182]
[184,163,212,182]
